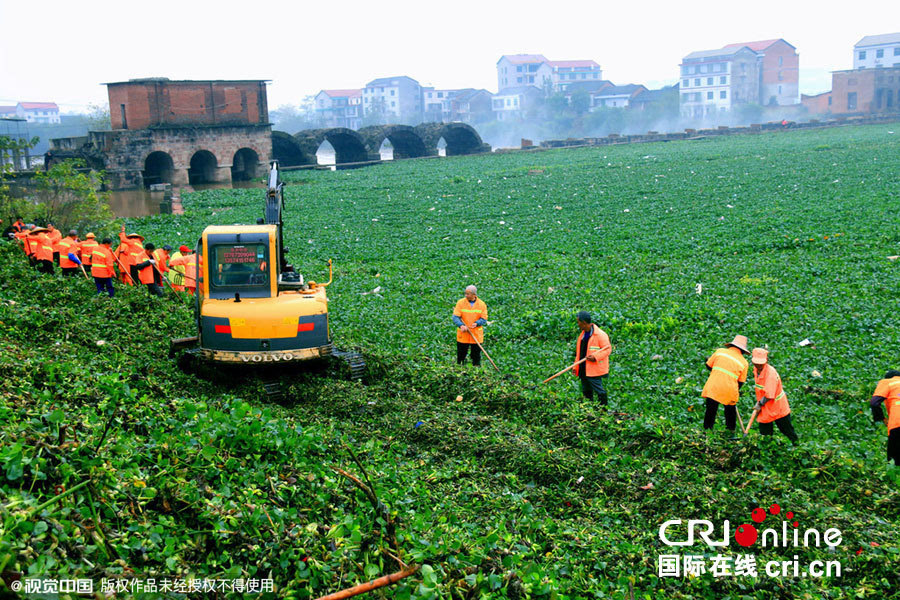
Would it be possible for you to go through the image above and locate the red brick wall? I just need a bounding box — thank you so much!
[801,92,832,115]
[761,42,799,85]
[107,80,268,130]
[832,70,876,114]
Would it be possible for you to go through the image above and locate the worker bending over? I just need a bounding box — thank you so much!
[751,348,798,444]
[870,369,900,468]
[701,335,750,434]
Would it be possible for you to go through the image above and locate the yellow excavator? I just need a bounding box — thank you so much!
[171,162,363,396]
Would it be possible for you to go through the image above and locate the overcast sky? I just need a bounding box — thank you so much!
[1,0,896,113]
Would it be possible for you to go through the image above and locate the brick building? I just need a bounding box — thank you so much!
[831,67,900,114]
[48,78,272,189]
[723,39,799,106]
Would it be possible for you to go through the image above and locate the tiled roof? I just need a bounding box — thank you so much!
[595,84,647,96]
[321,89,361,98]
[682,47,749,61]
[856,32,900,47]
[723,39,794,52]
[550,60,600,68]
[365,76,419,87]
[0,106,17,114]
[18,102,59,110]
[498,54,549,65]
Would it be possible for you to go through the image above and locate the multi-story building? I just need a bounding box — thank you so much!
[314,89,362,129]
[496,55,603,93]
[451,89,493,123]
[492,86,543,121]
[422,88,458,122]
[362,76,423,124]
[16,102,61,124]
[723,39,799,105]
[550,60,603,91]
[679,46,760,117]
[854,33,900,69]
[831,66,900,114]
[496,55,553,91]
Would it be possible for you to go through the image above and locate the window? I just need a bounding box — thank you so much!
[707,77,713,85]
[682,93,690,102]
[828,96,832,106]
[694,78,700,86]
[859,51,867,60]
[506,99,511,106]
[427,92,432,98]
[390,90,395,96]
[120,104,127,129]
[877,49,884,58]
[888,90,894,107]
[517,77,523,83]
[528,76,534,83]
[720,91,727,99]
[720,76,727,84]
[778,56,784,66]
[895,47,900,56]
[517,66,523,72]
[391,101,395,107]
[514,98,518,106]
[592,73,598,79]
[778,85,783,94]
[848,92,857,110]
[211,244,269,288]
[683,79,689,87]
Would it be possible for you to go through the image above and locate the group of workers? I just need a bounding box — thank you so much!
[7,217,199,298]
[454,287,899,467]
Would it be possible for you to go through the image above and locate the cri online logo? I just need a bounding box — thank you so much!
[659,503,842,549]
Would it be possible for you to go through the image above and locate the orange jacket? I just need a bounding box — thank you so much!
[79,239,99,266]
[873,376,900,433]
[91,246,116,278]
[57,236,80,268]
[573,324,611,378]
[453,297,488,343]
[701,347,749,406]
[13,220,25,232]
[31,232,54,261]
[15,230,32,255]
[754,364,791,423]
[134,248,155,284]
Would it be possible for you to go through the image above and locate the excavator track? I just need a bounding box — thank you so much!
[331,349,366,382]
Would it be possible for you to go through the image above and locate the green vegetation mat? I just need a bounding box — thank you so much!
[1,123,899,599]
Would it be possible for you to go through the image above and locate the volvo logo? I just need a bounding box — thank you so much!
[239,352,296,363]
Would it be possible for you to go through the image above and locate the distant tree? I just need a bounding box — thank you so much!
[270,97,323,133]
[86,103,111,131]
[570,91,591,116]
[30,159,112,231]
[0,135,38,225]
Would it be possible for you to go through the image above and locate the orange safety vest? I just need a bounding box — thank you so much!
[453,297,488,344]
[152,249,169,274]
[31,233,54,261]
[91,246,116,278]
[701,346,749,406]
[573,324,611,378]
[57,237,80,268]
[873,376,900,433]
[754,364,791,423]
[47,228,62,247]
[13,220,24,233]
[79,239,99,266]
[135,248,155,284]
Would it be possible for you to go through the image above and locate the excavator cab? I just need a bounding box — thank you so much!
[172,162,363,388]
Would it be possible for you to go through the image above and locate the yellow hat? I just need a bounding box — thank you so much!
[86,232,96,239]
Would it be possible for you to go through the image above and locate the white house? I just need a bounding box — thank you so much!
[314,89,362,129]
[854,32,900,69]
[363,76,422,124]
[679,47,760,118]
[496,55,553,91]
[16,102,60,124]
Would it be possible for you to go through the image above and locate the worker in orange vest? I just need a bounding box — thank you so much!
[116,226,144,285]
[14,225,35,264]
[12,217,25,233]
[135,242,164,297]
[452,285,488,366]
[870,369,900,468]
[46,223,62,264]
[29,227,55,274]
[57,230,81,276]
[91,237,117,297]
[79,233,99,269]
[169,247,199,294]
[701,335,750,433]
[751,348,798,444]
[573,311,612,405]
[152,244,171,278]
[167,245,188,291]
